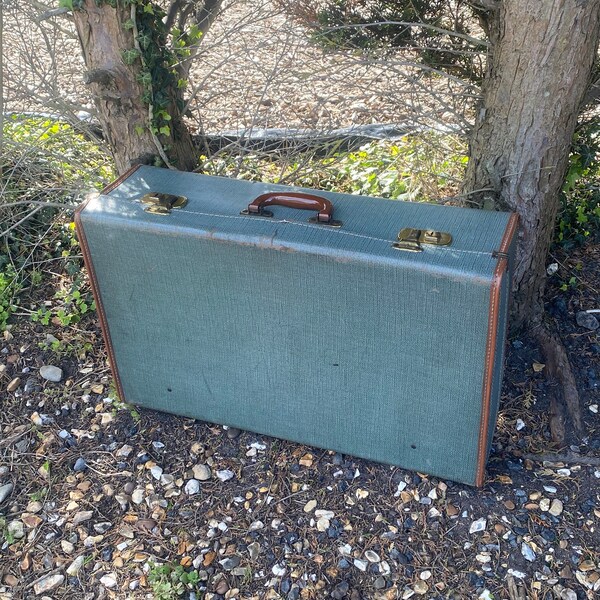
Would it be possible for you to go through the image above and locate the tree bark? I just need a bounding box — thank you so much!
[72,1,197,174]
[463,0,600,329]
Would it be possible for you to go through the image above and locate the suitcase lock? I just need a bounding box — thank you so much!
[393,228,452,252]
[141,192,188,215]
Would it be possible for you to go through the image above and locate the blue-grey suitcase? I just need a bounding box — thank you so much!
[76,165,518,486]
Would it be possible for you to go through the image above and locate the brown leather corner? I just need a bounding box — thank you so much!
[73,172,139,405]
[475,213,519,487]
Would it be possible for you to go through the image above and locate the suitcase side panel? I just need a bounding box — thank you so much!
[476,213,519,485]
[78,211,494,485]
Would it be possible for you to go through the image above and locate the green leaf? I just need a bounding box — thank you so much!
[159,125,171,137]
[58,0,74,10]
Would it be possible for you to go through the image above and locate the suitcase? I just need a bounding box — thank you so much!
[75,165,518,486]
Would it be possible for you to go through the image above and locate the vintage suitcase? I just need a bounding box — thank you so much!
[76,165,518,486]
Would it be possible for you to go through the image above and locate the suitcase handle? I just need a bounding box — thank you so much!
[242,192,342,226]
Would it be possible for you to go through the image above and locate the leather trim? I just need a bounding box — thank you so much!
[101,163,142,194]
[475,213,519,487]
[73,168,142,405]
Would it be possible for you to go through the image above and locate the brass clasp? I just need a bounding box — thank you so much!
[141,192,187,215]
[393,228,452,252]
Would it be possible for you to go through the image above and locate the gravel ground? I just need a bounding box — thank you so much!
[0,236,599,600]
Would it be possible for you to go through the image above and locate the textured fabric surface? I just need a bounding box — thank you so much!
[80,167,514,485]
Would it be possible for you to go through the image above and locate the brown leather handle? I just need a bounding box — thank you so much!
[247,192,335,223]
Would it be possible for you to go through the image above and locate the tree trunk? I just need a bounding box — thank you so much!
[73,1,197,174]
[463,0,600,329]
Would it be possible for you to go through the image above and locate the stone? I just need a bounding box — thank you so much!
[21,513,43,528]
[150,466,163,480]
[272,563,286,577]
[549,499,564,516]
[521,542,536,562]
[0,483,13,504]
[7,377,20,392]
[365,550,380,563]
[73,457,87,472]
[116,444,133,458]
[539,498,550,511]
[219,556,240,570]
[61,540,75,554]
[332,581,350,599]
[184,479,200,495]
[248,542,261,561]
[40,365,63,382]
[73,511,93,526]
[216,469,234,482]
[374,576,386,589]
[131,489,145,504]
[226,427,241,439]
[24,377,41,395]
[7,520,24,539]
[353,559,368,572]
[93,522,112,534]
[303,499,317,513]
[414,580,428,595]
[66,555,85,576]
[33,573,64,595]
[192,464,211,481]
[100,573,118,588]
[576,311,599,331]
[469,518,487,534]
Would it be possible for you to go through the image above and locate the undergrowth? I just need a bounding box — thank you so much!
[1,114,598,333]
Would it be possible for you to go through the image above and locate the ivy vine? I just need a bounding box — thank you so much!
[60,0,202,165]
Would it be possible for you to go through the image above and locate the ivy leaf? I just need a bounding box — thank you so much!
[122,19,135,31]
[159,125,171,137]
[121,48,141,65]
[58,0,74,9]
[143,3,154,14]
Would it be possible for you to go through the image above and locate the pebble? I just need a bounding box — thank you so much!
[374,576,387,589]
[469,518,487,534]
[40,365,63,382]
[8,520,24,539]
[303,499,317,513]
[131,489,145,504]
[115,444,133,458]
[150,465,163,480]
[219,556,240,570]
[353,559,368,572]
[72,511,93,526]
[331,581,349,600]
[0,483,13,504]
[61,540,75,554]
[24,377,41,395]
[0,466,8,479]
[93,522,112,534]
[549,499,564,516]
[192,464,212,481]
[73,457,87,472]
[576,311,599,331]
[7,377,21,392]
[66,555,85,576]
[521,542,536,562]
[248,541,261,560]
[184,479,200,495]
[33,573,64,595]
[540,498,550,511]
[100,573,118,588]
[365,550,380,563]
[272,563,286,577]
[216,469,234,482]
[226,427,241,439]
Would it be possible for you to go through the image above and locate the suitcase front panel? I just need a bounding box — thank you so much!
[79,213,493,485]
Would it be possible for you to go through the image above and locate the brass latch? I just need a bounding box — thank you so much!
[141,192,187,215]
[393,228,452,252]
